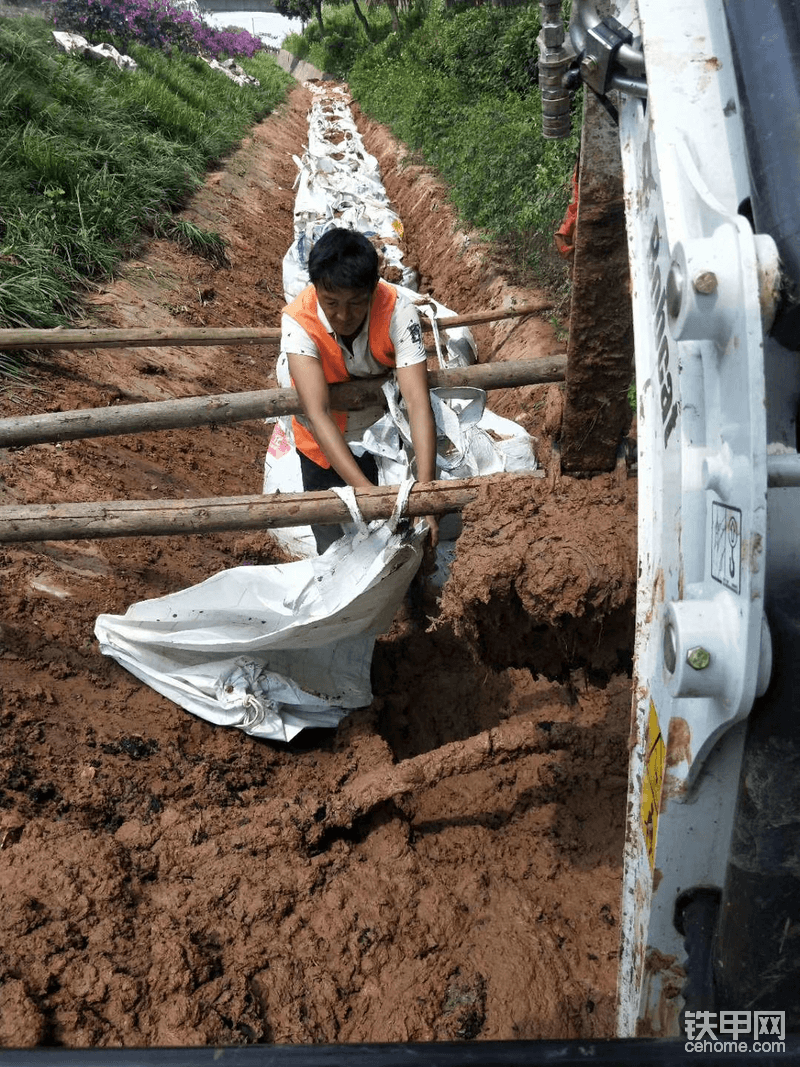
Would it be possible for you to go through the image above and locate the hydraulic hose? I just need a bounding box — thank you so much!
[723,0,800,349]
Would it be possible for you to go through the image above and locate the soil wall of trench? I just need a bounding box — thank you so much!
[0,81,638,1047]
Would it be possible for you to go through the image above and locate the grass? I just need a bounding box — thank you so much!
[0,349,31,395]
[0,14,293,334]
[157,217,229,267]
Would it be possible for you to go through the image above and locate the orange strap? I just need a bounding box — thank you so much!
[554,164,579,259]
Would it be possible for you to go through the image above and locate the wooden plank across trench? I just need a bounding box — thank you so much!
[0,472,545,543]
[0,356,567,447]
[0,301,552,353]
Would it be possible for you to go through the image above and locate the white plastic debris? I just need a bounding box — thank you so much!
[198,55,260,87]
[52,31,138,72]
[283,85,420,298]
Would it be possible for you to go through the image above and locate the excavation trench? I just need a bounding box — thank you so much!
[0,83,637,1047]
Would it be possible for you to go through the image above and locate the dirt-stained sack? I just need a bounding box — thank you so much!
[95,484,424,742]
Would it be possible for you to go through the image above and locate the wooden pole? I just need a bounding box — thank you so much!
[0,356,566,447]
[0,302,552,353]
[415,301,553,328]
[0,472,545,543]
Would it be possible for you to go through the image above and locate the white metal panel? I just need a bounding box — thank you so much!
[614,0,776,1036]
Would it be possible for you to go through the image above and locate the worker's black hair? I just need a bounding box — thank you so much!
[308,228,379,292]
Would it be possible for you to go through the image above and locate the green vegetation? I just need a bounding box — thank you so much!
[285,0,580,282]
[283,2,424,78]
[0,13,292,332]
[1,0,579,341]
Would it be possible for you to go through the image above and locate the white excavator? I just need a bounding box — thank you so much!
[538,0,800,1041]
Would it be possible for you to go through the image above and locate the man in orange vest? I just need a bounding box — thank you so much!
[282,227,439,554]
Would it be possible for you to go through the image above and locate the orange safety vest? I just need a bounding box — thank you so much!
[285,281,398,468]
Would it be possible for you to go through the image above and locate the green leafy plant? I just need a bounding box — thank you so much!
[549,312,568,344]
[159,217,229,267]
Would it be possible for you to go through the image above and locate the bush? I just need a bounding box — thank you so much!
[283,2,384,77]
[283,0,425,79]
[47,0,266,59]
[344,0,579,272]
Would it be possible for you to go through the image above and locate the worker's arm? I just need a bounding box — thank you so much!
[288,352,374,488]
[396,359,439,547]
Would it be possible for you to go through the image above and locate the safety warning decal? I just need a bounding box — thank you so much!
[711,501,741,594]
[641,699,665,870]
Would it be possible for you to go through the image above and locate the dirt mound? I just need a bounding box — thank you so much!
[0,83,636,1047]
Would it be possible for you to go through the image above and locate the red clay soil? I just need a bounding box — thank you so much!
[0,82,637,1047]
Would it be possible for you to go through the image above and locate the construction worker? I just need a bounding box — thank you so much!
[282,227,439,554]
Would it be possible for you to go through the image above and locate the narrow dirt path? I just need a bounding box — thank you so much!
[0,82,636,1047]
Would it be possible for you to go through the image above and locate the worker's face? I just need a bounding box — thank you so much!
[315,283,375,339]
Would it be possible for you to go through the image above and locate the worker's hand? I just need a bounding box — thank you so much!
[420,515,439,582]
[425,514,439,549]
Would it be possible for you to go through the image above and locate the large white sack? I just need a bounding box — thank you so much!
[95,486,425,742]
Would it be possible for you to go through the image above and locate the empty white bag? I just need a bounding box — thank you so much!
[95,484,425,742]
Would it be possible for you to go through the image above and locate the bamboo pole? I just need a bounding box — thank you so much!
[0,302,552,353]
[0,356,566,447]
[0,472,544,543]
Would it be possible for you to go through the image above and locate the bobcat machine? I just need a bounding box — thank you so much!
[538,0,800,1041]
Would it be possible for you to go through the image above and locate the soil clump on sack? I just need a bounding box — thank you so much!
[0,82,637,1047]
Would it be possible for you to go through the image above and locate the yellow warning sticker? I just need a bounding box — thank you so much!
[641,699,665,869]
